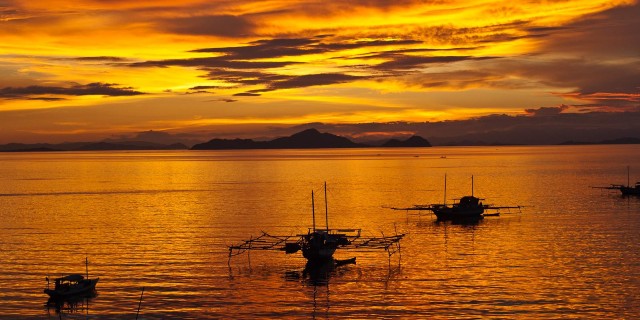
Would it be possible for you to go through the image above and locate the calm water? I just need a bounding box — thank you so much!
[1,145,639,319]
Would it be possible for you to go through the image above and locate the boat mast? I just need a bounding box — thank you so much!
[444,174,447,206]
[472,175,474,197]
[85,257,89,279]
[312,190,316,232]
[324,182,329,232]
[628,166,631,187]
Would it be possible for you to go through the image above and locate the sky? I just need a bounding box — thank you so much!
[0,0,639,143]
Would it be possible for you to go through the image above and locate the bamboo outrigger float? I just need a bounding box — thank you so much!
[228,182,405,266]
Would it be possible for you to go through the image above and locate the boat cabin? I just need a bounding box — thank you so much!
[51,274,85,291]
[454,196,483,209]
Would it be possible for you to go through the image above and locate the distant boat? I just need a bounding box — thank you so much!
[620,183,640,195]
[430,195,485,221]
[390,175,521,221]
[593,166,640,196]
[45,258,98,299]
[433,175,484,221]
[229,182,405,266]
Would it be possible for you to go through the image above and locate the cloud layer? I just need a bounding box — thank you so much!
[0,83,144,100]
[0,0,638,142]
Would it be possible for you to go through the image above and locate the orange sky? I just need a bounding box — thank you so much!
[0,0,639,143]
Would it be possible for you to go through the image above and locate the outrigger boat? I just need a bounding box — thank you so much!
[593,166,640,196]
[390,175,522,221]
[45,258,99,299]
[228,182,405,266]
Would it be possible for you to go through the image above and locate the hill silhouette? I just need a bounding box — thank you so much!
[192,128,431,150]
[382,136,432,147]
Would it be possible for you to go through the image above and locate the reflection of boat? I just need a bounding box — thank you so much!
[46,293,95,315]
[229,182,404,265]
[283,257,358,286]
[391,175,521,221]
[593,166,640,196]
[45,258,99,299]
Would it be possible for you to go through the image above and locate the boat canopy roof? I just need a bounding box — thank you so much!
[56,274,84,282]
[457,196,481,206]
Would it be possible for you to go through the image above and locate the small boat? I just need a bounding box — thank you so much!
[228,182,405,266]
[45,258,98,299]
[593,166,640,196]
[620,182,640,195]
[299,183,352,262]
[390,175,521,221]
[431,195,485,221]
[301,230,349,262]
[45,274,99,299]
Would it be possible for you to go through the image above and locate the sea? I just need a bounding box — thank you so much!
[1,145,639,319]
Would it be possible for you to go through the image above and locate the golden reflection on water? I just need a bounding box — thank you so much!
[0,146,639,318]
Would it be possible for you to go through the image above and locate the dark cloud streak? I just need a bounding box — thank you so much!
[0,82,145,100]
[267,73,363,90]
[130,57,295,69]
[73,56,129,62]
[374,55,475,71]
[160,15,256,37]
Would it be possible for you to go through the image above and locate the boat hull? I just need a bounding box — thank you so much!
[302,246,337,262]
[44,278,99,299]
[621,187,640,195]
[433,208,484,221]
[301,231,341,263]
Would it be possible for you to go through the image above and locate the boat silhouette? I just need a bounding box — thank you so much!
[593,166,640,196]
[391,175,522,221]
[44,258,98,300]
[228,182,404,265]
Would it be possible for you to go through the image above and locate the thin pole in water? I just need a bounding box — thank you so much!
[444,174,447,206]
[85,257,88,279]
[472,175,474,197]
[628,165,630,187]
[136,287,144,320]
[324,182,329,232]
[312,190,316,232]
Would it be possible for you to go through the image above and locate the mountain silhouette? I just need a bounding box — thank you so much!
[382,136,432,147]
[269,128,365,148]
[0,129,433,151]
[192,128,367,150]
[192,128,432,150]
[190,138,268,150]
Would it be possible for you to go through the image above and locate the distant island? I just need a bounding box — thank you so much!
[191,128,432,150]
[559,137,640,145]
[2,127,639,152]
